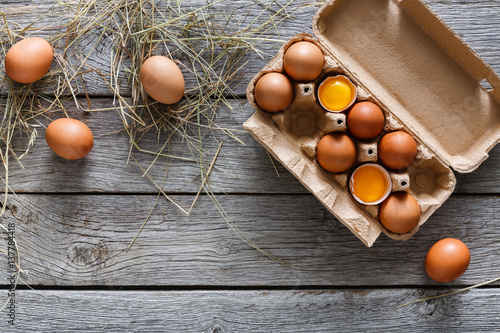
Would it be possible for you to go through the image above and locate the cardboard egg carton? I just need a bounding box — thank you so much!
[244,0,500,247]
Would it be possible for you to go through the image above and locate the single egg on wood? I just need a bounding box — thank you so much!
[347,101,385,140]
[425,238,471,283]
[254,73,293,112]
[316,132,357,173]
[45,118,94,160]
[5,37,54,84]
[140,56,185,104]
[378,131,418,170]
[379,192,421,233]
[283,41,324,82]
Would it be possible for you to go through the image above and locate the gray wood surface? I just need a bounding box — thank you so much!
[4,289,500,333]
[0,0,499,332]
[0,194,498,287]
[6,98,500,194]
[0,1,321,97]
[0,0,499,97]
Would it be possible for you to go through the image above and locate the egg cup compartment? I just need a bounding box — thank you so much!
[409,157,455,204]
[271,103,336,139]
[244,0,500,247]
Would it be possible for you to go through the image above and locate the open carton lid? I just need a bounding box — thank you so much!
[313,0,500,173]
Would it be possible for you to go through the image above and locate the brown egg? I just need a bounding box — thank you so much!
[140,56,185,104]
[5,37,53,84]
[45,118,94,160]
[379,192,421,233]
[316,133,357,173]
[254,73,293,112]
[283,41,324,82]
[425,238,470,282]
[347,101,385,140]
[378,131,417,170]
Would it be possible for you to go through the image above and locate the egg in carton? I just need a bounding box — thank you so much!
[244,0,500,247]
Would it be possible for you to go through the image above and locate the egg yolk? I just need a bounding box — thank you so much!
[352,165,389,203]
[318,77,353,111]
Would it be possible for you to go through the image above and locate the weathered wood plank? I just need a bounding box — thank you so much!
[2,289,500,332]
[429,0,500,73]
[0,0,498,97]
[0,0,321,97]
[7,99,305,194]
[6,98,500,194]
[0,194,498,286]
[0,2,497,328]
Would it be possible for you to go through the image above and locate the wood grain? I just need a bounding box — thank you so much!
[1,289,499,332]
[7,98,305,194]
[0,0,321,97]
[0,0,498,97]
[0,0,498,329]
[0,194,498,287]
[429,0,500,74]
[6,98,500,194]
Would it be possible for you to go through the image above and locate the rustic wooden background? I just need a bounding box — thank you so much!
[1,0,500,331]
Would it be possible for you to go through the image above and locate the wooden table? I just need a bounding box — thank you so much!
[1,0,500,331]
